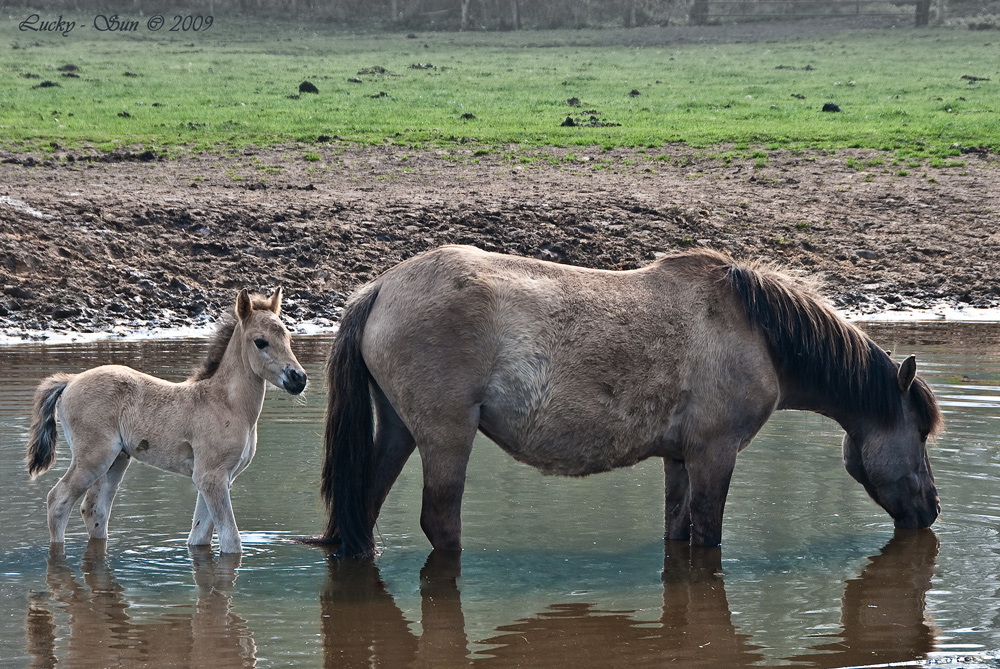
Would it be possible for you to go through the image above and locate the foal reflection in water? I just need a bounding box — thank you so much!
[319,531,939,667]
[321,246,942,557]
[25,289,307,554]
[27,541,256,667]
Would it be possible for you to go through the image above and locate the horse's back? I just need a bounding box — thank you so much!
[58,365,187,430]
[62,364,172,398]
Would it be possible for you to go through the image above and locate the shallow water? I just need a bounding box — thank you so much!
[2,323,1000,667]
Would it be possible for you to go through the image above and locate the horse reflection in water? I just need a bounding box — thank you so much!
[26,541,256,667]
[319,533,940,667]
[786,529,940,668]
[321,551,467,668]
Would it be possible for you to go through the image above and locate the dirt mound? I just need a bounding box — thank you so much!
[1,145,998,339]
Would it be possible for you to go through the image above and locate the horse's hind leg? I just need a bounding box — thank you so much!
[370,386,417,517]
[416,406,480,552]
[664,458,692,542]
[80,452,131,540]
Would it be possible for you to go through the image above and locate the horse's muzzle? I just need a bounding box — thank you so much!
[282,367,308,395]
[892,490,941,530]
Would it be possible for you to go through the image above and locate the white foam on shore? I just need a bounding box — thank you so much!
[844,305,1000,323]
[0,306,996,347]
[0,318,339,346]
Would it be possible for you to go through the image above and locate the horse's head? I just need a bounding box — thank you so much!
[236,287,308,395]
[843,355,941,529]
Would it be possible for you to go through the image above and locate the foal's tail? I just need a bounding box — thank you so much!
[321,284,381,558]
[26,374,73,479]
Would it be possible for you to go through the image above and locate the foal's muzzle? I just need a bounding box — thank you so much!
[282,367,308,395]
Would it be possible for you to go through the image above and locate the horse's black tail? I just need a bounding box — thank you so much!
[26,374,72,479]
[322,285,381,558]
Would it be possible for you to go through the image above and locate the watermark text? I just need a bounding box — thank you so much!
[18,14,214,37]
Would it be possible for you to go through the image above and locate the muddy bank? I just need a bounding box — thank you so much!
[1,144,999,340]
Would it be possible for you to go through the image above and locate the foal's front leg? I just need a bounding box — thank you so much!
[191,471,241,553]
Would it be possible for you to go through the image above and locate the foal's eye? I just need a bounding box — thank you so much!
[254,338,269,350]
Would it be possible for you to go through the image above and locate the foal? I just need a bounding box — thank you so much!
[26,288,307,553]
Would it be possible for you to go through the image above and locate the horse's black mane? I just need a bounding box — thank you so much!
[188,293,274,382]
[715,253,943,436]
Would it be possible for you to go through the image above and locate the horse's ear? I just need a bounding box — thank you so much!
[269,286,282,315]
[236,289,253,322]
[897,355,917,392]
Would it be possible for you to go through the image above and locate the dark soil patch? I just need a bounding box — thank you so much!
[1,145,999,339]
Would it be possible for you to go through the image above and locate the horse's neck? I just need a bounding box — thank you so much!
[212,336,267,420]
[777,378,860,434]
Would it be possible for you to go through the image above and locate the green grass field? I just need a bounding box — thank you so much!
[1,14,997,156]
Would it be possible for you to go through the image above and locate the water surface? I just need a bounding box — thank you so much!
[2,323,1000,667]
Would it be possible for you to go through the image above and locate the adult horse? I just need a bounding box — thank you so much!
[26,289,307,553]
[321,246,941,557]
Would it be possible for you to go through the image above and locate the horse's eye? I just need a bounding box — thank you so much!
[254,338,268,350]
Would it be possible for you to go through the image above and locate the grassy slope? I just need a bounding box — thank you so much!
[1,15,997,155]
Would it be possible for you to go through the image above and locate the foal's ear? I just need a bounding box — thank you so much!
[236,289,253,322]
[897,355,917,392]
[269,286,283,315]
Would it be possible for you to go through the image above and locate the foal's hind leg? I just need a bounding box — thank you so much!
[47,447,121,544]
[416,406,480,552]
[80,452,131,540]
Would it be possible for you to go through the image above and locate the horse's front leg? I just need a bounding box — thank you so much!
[188,492,216,547]
[685,446,739,547]
[191,471,241,553]
[664,458,692,542]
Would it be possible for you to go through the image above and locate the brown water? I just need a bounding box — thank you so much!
[1,322,1000,667]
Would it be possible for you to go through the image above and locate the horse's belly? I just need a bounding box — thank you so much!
[128,438,195,477]
[479,413,651,477]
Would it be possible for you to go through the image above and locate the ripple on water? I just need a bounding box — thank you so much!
[4,327,1000,667]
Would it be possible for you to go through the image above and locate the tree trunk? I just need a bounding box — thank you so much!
[461,0,472,29]
[690,0,708,24]
[391,0,398,20]
[935,0,947,22]
[915,0,931,25]
[510,0,520,28]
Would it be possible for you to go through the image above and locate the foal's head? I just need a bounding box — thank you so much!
[236,288,308,395]
[842,355,942,530]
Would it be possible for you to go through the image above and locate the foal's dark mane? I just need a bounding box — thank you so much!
[695,251,943,435]
[188,293,274,382]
